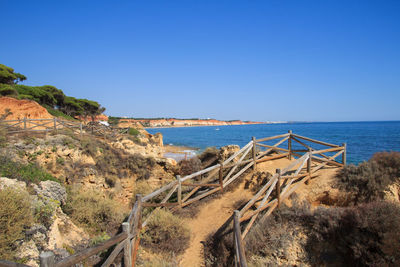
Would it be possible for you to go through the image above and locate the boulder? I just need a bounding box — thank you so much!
[33,180,67,205]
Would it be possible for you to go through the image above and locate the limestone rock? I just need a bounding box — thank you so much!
[0,177,26,190]
[47,207,89,250]
[16,240,40,267]
[33,180,67,205]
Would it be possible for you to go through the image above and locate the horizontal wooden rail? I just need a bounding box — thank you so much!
[255,133,289,143]
[181,182,220,187]
[256,143,289,152]
[0,260,31,267]
[291,133,340,148]
[311,146,344,154]
[55,232,128,267]
[142,202,179,207]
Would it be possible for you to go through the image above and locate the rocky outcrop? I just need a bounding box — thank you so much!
[219,145,240,161]
[1,178,89,266]
[33,181,67,206]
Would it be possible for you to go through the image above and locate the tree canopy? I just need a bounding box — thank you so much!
[0,63,105,120]
[0,64,26,84]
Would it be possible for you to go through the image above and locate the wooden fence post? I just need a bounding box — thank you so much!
[288,130,292,160]
[177,175,182,206]
[122,222,132,267]
[132,194,142,267]
[40,251,55,267]
[233,210,248,267]
[306,149,312,185]
[23,117,27,131]
[219,161,224,192]
[276,169,281,208]
[342,143,347,165]
[252,137,257,171]
[80,123,83,137]
[53,117,57,131]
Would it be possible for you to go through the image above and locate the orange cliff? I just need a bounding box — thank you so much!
[116,118,265,128]
[0,96,53,120]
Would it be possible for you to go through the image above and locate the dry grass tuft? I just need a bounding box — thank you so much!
[141,208,190,255]
[63,187,126,235]
[0,188,33,261]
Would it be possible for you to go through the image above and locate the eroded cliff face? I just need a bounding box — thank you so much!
[0,96,53,120]
[114,118,265,128]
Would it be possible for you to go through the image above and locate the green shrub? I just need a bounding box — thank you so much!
[45,106,75,121]
[108,116,120,126]
[0,188,33,261]
[128,128,140,137]
[335,151,400,204]
[241,200,400,267]
[56,157,65,165]
[63,187,125,234]
[34,199,56,228]
[125,154,156,180]
[0,84,18,96]
[178,157,202,176]
[0,155,59,184]
[142,208,190,255]
[90,232,110,246]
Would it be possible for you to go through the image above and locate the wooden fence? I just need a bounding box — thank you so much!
[232,131,345,266]
[0,131,345,267]
[0,118,132,137]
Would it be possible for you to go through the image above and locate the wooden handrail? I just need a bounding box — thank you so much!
[55,232,128,267]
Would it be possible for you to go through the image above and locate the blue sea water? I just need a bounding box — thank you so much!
[147,121,400,164]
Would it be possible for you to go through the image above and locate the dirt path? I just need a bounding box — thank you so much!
[179,158,293,267]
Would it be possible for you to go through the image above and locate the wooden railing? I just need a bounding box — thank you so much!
[0,131,345,267]
[232,131,345,266]
[0,118,133,138]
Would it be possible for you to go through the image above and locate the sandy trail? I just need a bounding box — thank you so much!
[179,157,293,267]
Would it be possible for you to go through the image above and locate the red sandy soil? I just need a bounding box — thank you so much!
[0,96,53,120]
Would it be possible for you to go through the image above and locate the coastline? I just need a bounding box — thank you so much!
[145,122,284,129]
[163,144,199,162]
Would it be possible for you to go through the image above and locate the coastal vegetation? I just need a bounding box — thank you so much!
[142,208,190,255]
[0,188,32,262]
[0,63,105,120]
[62,187,126,235]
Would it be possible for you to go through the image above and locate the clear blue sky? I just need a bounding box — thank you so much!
[1,0,399,122]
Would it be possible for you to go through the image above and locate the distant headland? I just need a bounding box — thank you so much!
[112,117,286,128]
